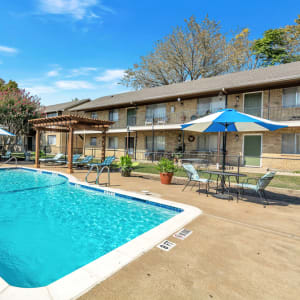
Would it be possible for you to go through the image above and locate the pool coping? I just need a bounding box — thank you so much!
[0,166,202,300]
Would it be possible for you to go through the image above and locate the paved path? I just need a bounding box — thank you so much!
[20,165,300,300]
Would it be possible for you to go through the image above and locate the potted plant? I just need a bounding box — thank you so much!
[157,157,177,184]
[118,155,139,177]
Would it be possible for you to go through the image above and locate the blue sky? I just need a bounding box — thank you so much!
[0,0,299,106]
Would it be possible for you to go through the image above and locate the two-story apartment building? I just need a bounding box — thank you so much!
[62,62,300,171]
[42,99,91,154]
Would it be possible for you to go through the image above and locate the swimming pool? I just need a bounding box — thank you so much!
[0,167,201,300]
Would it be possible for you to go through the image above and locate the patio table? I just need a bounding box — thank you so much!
[201,170,246,200]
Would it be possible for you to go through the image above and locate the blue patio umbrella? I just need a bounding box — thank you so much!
[181,109,287,195]
[0,128,15,136]
[181,109,287,133]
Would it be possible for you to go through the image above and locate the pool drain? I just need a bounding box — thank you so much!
[173,228,192,240]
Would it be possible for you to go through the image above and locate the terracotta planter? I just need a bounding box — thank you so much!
[160,172,173,184]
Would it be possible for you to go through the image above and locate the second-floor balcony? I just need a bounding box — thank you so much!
[107,105,300,130]
[110,109,224,129]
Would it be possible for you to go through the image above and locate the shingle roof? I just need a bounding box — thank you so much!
[44,99,91,113]
[70,62,300,112]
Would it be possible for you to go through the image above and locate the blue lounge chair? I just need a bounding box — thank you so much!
[74,155,93,168]
[39,153,64,164]
[236,171,276,206]
[89,156,116,168]
[65,154,81,165]
[86,156,116,185]
[182,163,210,196]
[1,151,11,160]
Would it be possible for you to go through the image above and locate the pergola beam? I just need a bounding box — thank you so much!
[33,126,69,133]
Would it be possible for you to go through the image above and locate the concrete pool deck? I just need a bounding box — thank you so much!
[15,165,300,299]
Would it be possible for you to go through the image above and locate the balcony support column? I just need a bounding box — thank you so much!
[101,129,106,162]
[34,128,40,169]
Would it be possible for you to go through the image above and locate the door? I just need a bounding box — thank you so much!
[243,135,262,167]
[125,137,135,155]
[127,108,136,126]
[244,92,262,117]
[27,136,33,151]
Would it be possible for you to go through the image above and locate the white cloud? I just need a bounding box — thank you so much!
[95,69,125,82]
[26,85,57,95]
[37,0,111,20]
[55,80,94,89]
[0,45,18,54]
[47,70,60,77]
[67,67,97,77]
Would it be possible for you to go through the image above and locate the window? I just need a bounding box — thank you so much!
[47,135,56,145]
[127,108,136,126]
[282,87,300,107]
[145,136,165,151]
[109,109,119,121]
[47,112,58,118]
[282,133,300,154]
[108,137,118,149]
[244,92,262,117]
[197,134,219,152]
[91,112,98,119]
[146,104,166,122]
[197,96,225,116]
[90,137,97,146]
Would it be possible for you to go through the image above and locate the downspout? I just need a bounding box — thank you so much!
[267,89,271,119]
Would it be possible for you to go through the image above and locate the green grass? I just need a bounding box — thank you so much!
[134,163,300,190]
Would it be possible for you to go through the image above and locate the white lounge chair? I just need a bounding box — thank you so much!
[39,153,64,164]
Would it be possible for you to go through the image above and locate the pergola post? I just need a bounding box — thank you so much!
[35,128,40,169]
[68,126,74,174]
[101,129,106,162]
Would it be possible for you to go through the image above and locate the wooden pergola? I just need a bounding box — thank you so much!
[29,115,114,173]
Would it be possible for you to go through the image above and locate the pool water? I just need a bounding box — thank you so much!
[0,168,178,288]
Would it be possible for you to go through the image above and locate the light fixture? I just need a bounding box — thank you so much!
[235,134,239,142]
[177,97,184,105]
[234,95,240,108]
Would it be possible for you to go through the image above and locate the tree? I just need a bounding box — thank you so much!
[252,16,300,66]
[121,16,251,89]
[0,87,43,151]
[0,79,19,91]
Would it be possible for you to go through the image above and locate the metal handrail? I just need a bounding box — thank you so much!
[1,156,18,166]
[85,164,110,186]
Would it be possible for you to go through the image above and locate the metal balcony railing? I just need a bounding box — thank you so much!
[83,105,300,130]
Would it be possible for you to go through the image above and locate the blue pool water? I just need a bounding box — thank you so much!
[0,168,179,288]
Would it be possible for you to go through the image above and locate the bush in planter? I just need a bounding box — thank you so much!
[156,158,177,184]
[118,155,139,177]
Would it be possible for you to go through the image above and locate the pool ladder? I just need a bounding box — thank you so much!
[85,164,110,186]
[0,156,18,166]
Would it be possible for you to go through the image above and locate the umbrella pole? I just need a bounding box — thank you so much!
[221,131,227,193]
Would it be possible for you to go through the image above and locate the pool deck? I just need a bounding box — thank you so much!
[9,165,300,299]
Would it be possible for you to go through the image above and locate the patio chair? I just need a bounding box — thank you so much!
[182,163,210,196]
[236,171,276,206]
[73,155,93,168]
[1,151,11,160]
[39,153,64,163]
